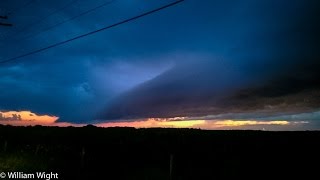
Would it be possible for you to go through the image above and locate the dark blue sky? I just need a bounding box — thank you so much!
[0,0,319,127]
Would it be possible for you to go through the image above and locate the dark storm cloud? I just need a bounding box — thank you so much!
[0,0,182,122]
[98,60,320,120]
[99,0,320,120]
[1,0,319,123]
[0,58,95,122]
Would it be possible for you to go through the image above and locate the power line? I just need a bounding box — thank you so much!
[0,0,37,40]
[21,0,116,42]
[0,15,12,27]
[0,0,184,64]
[2,0,115,44]
[0,22,12,27]
[12,0,79,38]
[0,0,116,47]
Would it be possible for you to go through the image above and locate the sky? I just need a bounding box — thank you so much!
[0,0,319,130]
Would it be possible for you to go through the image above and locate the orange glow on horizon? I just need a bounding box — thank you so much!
[97,118,206,128]
[0,111,307,130]
[0,111,59,125]
[96,118,296,129]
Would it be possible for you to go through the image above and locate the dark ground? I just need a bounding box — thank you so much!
[0,125,319,179]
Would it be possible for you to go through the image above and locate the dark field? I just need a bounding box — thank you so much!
[0,125,319,179]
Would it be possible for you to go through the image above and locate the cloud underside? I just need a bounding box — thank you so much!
[99,60,320,120]
[97,0,320,121]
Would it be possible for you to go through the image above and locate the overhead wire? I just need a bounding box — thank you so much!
[1,0,115,44]
[0,0,184,64]
[21,0,116,42]
[11,0,80,39]
[0,0,36,39]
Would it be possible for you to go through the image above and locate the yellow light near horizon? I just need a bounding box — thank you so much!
[97,119,293,129]
[97,119,206,128]
[214,120,290,127]
[161,120,206,128]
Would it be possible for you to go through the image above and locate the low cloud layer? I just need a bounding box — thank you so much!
[98,59,320,120]
[98,0,320,120]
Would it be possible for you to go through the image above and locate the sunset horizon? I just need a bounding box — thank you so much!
[1,0,319,179]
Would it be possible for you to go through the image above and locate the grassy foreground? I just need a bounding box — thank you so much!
[0,125,319,179]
